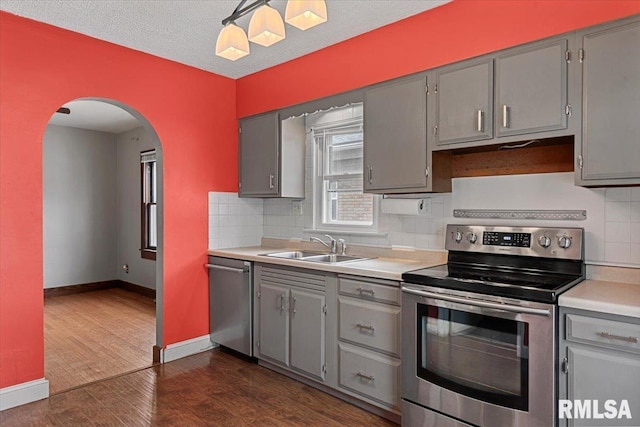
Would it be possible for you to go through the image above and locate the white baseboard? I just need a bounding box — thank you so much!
[0,378,49,411]
[160,334,216,363]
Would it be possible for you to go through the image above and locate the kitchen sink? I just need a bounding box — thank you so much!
[261,250,324,259]
[303,254,370,264]
[261,251,371,264]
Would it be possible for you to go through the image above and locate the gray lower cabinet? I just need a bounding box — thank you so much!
[363,74,450,194]
[255,265,329,382]
[337,275,402,412]
[575,16,640,186]
[559,307,640,427]
[495,37,570,138]
[432,58,494,146]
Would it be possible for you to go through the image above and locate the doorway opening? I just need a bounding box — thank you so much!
[42,98,163,394]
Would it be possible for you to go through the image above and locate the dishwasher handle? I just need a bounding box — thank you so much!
[204,264,247,274]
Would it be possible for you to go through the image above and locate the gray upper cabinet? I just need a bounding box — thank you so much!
[495,38,569,138]
[239,112,305,198]
[239,112,279,197]
[363,74,430,193]
[576,17,640,186]
[433,58,494,146]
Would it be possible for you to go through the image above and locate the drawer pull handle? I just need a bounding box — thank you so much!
[357,287,375,296]
[356,323,375,332]
[598,332,638,343]
[356,372,375,382]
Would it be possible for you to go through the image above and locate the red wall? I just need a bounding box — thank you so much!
[237,0,640,118]
[0,12,237,388]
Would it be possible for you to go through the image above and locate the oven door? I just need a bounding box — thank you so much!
[402,284,556,427]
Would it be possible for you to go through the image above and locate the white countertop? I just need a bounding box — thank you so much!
[559,279,640,319]
[207,246,447,281]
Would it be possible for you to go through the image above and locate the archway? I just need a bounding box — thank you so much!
[42,97,164,393]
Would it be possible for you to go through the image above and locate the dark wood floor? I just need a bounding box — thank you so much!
[1,349,397,426]
[45,288,156,394]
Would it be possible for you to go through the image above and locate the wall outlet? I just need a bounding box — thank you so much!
[292,200,303,215]
[122,264,129,274]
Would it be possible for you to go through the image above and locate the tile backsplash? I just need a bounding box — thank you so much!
[604,188,640,265]
[209,177,640,268]
[208,192,263,249]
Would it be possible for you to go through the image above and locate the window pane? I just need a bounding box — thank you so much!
[324,178,373,225]
[148,204,157,248]
[151,162,157,203]
[325,133,363,176]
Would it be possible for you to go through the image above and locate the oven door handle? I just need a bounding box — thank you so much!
[402,287,551,317]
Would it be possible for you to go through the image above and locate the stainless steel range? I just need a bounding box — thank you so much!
[401,225,585,427]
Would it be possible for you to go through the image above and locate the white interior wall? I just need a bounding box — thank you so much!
[116,127,157,289]
[43,125,118,288]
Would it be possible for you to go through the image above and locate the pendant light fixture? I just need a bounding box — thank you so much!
[215,23,250,61]
[285,0,327,31]
[216,0,328,61]
[248,3,286,47]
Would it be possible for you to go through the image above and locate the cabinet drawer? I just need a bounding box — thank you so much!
[338,277,400,305]
[339,297,400,356]
[566,314,640,354]
[339,343,401,409]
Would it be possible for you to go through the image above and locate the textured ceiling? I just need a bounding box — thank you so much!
[0,0,451,79]
[48,100,140,133]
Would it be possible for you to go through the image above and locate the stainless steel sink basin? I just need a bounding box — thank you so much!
[261,251,371,264]
[302,254,371,264]
[261,250,324,259]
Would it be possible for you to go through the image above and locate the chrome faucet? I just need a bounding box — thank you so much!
[310,235,338,254]
[338,239,347,255]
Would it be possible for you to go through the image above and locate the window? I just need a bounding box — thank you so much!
[314,111,376,231]
[141,150,157,260]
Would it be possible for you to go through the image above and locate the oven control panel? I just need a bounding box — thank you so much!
[446,225,583,260]
[482,231,531,247]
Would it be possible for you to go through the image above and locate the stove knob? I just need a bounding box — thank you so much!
[558,236,572,249]
[538,235,551,248]
[454,231,463,243]
[468,233,478,244]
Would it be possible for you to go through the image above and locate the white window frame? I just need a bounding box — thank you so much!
[312,118,378,233]
[141,150,157,260]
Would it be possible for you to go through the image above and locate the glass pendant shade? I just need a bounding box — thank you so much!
[285,0,327,31]
[215,23,250,61]
[248,4,286,47]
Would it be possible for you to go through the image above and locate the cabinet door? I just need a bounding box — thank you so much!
[363,75,428,192]
[239,112,279,196]
[290,288,326,381]
[566,346,640,426]
[495,39,568,137]
[258,283,289,366]
[579,19,640,183]
[435,59,494,146]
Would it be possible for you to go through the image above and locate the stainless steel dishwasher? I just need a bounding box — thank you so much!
[207,256,253,357]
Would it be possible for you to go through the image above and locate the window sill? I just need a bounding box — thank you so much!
[303,228,388,237]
